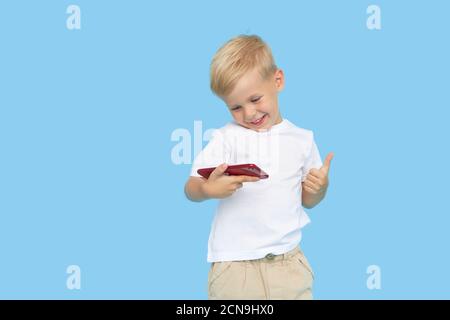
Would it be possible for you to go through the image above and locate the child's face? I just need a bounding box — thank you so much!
[222,68,284,132]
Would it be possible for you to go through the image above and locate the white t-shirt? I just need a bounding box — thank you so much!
[190,118,323,262]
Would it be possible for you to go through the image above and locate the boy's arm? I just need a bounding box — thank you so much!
[301,152,334,209]
[184,176,210,202]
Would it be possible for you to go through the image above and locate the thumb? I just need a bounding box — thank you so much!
[320,152,334,175]
[209,163,228,180]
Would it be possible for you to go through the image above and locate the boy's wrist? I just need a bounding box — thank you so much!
[200,181,212,200]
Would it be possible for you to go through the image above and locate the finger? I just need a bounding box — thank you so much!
[309,168,326,180]
[320,152,334,175]
[304,180,321,192]
[303,185,316,194]
[235,182,243,189]
[209,163,228,179]
[236,175,260,183]
[305,173,322,185]
[222,190,235,198]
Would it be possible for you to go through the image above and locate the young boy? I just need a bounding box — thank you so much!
[184,35,333,300]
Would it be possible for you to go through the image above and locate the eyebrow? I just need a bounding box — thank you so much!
[230,94,262,108]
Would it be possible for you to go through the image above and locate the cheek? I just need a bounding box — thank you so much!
[230,111,243,122]
[260,100,274,113]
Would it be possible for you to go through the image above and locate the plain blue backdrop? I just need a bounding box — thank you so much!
[0,0,449,299]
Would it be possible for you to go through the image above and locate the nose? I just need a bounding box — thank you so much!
[243,106,257,122]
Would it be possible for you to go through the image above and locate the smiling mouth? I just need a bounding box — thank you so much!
[249,114,267,126]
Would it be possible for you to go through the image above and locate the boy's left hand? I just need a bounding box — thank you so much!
[303,152,334,195]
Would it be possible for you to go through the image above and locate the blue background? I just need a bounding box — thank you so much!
[1,0,449,299]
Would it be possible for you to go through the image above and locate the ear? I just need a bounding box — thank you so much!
[274,69,285,91]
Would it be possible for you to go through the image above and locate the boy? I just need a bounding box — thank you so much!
[184,35,333,300]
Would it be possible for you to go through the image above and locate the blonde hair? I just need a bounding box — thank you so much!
[210,35,278,97]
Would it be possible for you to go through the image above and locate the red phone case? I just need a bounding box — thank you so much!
[197,164,269,179]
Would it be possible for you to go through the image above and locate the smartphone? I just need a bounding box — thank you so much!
[197,163,269,179]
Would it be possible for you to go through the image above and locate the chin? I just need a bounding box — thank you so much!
[239,123,271,131]
[239,113,272,130]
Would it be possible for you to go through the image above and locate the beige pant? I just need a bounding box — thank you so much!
[208,246,314,300]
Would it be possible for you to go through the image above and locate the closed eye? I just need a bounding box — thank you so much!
[230,96,262,111]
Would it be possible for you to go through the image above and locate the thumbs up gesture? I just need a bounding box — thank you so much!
[303,152,334,196]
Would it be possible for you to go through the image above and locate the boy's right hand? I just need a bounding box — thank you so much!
[202,163,260,199]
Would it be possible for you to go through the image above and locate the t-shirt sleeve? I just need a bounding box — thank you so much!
[190,129,230,177]
[301,133,323,182]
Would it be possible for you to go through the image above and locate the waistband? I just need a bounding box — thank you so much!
[250,246,301,263]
